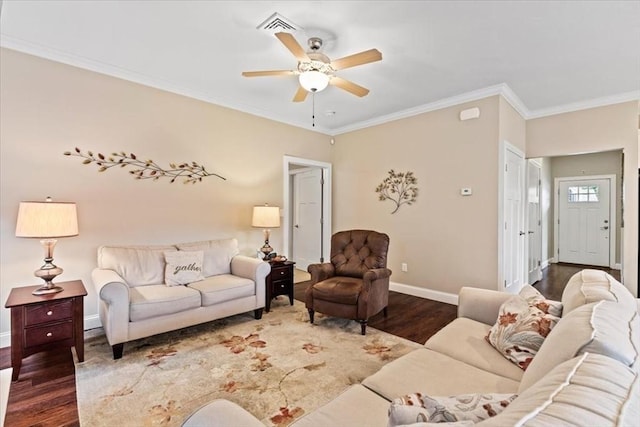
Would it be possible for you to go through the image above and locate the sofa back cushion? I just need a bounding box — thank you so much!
[561,269,636,314]
[176,238,239,277]
[97,245,177,286]
[518,300,639,392]
[478,353,639,427]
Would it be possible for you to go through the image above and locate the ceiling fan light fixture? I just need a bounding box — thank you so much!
[299,70,330,93]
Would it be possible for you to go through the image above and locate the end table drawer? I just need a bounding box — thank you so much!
[25,320,73,348]
[25,300,73,326]
[273,280,291,293]
[271,266,292,281]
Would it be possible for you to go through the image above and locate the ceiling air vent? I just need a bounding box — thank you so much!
[257,12,301,33]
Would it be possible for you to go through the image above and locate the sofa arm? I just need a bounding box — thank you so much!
[91,268,131,345]
[230,256,270,305]
[308,263,335,283]
[457,286,512,325]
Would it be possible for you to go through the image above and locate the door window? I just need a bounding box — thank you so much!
[567,185,599,203]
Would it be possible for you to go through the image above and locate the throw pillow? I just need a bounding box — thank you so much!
[518,285,563,317]
[164,250,204,286]
[486,295,561,370]
[387,393,517,426]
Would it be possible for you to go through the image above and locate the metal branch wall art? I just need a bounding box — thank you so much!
[64,148,226,184]
[375,169,418,214]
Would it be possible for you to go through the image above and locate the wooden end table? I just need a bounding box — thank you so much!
[4,280,87,381]
[265,260,295,312]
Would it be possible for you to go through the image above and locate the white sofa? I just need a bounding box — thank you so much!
[92,238,270,359]
[189,269,639,426]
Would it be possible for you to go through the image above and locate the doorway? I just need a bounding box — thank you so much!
[554,175,615,268]
[282,156,332,267]
[527,160,543,284]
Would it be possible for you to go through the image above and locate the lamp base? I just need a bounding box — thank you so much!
[32,284,64,296]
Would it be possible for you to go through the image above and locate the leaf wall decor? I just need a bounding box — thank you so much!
[64,148,226,184]
[375,169,418,214]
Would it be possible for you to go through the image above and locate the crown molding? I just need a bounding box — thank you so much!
[526,91,640,119]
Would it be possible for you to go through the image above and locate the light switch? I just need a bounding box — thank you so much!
[461,188,472,196]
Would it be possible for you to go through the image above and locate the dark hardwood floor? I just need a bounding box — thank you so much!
[0,263,622,426]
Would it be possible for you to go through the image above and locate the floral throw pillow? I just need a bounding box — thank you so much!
[387,392,517,426]
[486,293,561,370]
[164,250,204,286]
[519,285,563,317]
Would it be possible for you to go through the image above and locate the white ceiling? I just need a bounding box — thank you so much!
[1,1,639,134]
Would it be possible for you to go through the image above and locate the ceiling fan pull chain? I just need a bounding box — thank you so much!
[312,92,316,127]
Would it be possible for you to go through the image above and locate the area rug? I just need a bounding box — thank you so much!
[76,298,421,426]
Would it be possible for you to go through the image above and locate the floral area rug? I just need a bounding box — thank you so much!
[75,298,421,426]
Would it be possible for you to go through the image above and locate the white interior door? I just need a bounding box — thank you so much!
[503,146,526,294]
[292,168,322,270]
[527,161,543,284]
[558,179,610,266]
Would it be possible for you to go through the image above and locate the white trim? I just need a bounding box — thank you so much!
[541,258,551,269]
[613,263,622,271]
[332,83,528,135]
[389,281,459,306]
[527,91,640,120]
[553,174,617,268]
[282,156,332,264]
[0,314,102,348]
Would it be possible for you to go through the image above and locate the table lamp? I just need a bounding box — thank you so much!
[15,197,79,295]
[252,204,280,259]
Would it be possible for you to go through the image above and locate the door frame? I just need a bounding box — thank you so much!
[498,140,526,292]
[527,159,543,284]
[282,155,332,264]
[553,174,616,269]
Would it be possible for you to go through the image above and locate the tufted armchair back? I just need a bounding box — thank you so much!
[330,230,389,278]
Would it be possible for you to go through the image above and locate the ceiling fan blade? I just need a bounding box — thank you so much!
[330,76,370,97]
[242,70,295,77]
[292,86,308,102]
[275,32,310,62]
[330,49,382,70]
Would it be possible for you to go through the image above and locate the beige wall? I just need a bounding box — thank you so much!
[332,96,501,294]
[527,102,638,295]
[499,97,526,152]
[550,150,623,264]
[0,49,332,337]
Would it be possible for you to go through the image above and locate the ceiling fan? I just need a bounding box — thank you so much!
[242,32,382,102]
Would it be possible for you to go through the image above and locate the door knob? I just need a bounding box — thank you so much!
[528,231,534,234]
[519,231,525,236]
[294,224,299,228]
[601,226,609,230]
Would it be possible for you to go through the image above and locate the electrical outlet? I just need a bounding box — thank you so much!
[401,263,408,272]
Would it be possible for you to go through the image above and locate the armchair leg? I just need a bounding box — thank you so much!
[254,308,263,320]
[308,309,315,324]
[383,306,388,317]
[112,343,124,360]
[360,320,367,335]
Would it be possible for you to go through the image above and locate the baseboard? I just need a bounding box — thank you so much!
[541,258,552,269]
[390,281,459,305]
[0,314,103,349]
[613,263,622,270]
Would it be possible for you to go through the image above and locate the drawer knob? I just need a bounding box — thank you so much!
[46,332,53,337]
[280,271,285,275]
[47,310,53,316]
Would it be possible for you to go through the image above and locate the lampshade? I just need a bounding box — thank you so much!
[252,205,280,228]
[299,70,330,93]
[16,200,79,238]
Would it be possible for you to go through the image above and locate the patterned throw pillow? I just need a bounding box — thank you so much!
[387,392,517,426]
[164,251,205,286]
[519,285,563,317]
[486,291,561,370]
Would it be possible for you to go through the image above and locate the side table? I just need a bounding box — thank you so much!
[4,280,87,381]
[265,260,296,312]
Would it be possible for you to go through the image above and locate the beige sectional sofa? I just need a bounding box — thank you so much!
[92,238,270,359]
[188,269,638,426]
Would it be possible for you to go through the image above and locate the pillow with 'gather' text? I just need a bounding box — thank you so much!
[164,251,204,286]
[486,292,561,370]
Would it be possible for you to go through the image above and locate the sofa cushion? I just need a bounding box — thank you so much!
[97,245,177,286]
[188,274,254,306]
[362,349,520,401]
[561,269,636,314]
[291,384,391,427]
[176,238,239,277]
[388,392,516,425]
[478,353,640,427]
[519,300,639,392]
[424,318,523,382]
[486,294,560,370]
[129,284,201,322]
[164,250,204,286]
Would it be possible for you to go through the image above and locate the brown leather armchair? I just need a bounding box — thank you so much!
[306,230,391,335]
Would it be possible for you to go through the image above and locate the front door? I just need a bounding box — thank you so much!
[558,179,611,266]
